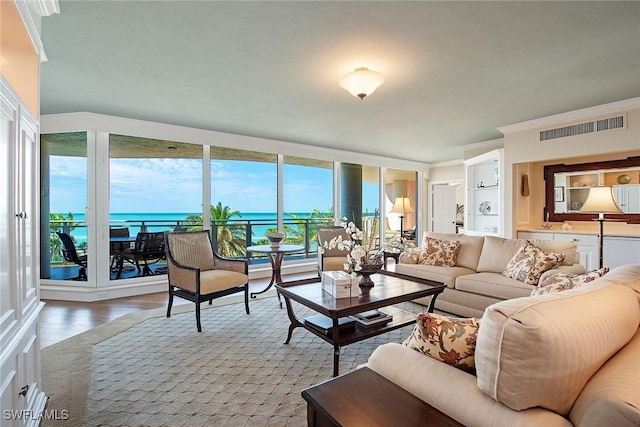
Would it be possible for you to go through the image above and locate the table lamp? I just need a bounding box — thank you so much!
[579,186,622,268]
[390,197,414,242]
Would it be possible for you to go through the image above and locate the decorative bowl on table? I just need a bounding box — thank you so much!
[266,232,286,248]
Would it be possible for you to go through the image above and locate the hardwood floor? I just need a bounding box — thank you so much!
[40,272,316,348]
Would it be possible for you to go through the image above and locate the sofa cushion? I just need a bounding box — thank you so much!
[476,280,640,415]
[423,232,484,271]
[403,313,480,373]
[502,242,565,285]
[418,238,460,267]
[569,328,640,427]
[455,272,533,300]
[367,343,574,427]
[476,236,527,273]
[532,267,609,296]
[395,263,476,289]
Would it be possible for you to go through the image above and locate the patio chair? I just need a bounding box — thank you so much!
[109,227,130,271]
[56,231,88,280]
[121,231,166,276]
[317,226,350,274]
[165,230,249,332]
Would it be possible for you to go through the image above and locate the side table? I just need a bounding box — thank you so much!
[246,244,304,307]
[383,249,402,268]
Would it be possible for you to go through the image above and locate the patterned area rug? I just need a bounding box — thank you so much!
[43,294,426,427]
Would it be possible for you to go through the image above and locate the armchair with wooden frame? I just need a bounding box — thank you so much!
[165,230,250,332]
[317,226,350,275]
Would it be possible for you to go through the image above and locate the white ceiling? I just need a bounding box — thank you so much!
[39,1,640,164]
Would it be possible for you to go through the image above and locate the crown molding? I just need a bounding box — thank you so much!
[498,97,640,135]
[13,0,60,62]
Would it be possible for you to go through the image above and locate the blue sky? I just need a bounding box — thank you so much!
[50,156,379,215]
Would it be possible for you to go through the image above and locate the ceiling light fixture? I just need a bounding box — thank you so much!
[339,67,385,100]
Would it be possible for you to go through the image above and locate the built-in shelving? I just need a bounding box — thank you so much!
[464,149,504,236]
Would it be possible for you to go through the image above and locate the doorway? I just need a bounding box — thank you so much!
[431,182,463,233]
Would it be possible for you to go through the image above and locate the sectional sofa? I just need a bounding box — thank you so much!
[366,263,640,426]
[396,232,586,317]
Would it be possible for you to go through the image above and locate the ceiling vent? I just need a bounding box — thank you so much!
[539,114,625,141]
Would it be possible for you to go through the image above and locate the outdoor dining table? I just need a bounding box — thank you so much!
[246,244,305,308]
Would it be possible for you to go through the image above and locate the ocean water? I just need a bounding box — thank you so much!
[56,212,314,244]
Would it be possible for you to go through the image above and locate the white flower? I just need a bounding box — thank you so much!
[321,212,383,274]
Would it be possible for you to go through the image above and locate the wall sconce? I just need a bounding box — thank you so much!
[339,67,385,100]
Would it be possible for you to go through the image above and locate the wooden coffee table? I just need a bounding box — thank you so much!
[275,271,445,377]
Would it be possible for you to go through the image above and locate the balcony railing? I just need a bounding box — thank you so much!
[49,216,337,267]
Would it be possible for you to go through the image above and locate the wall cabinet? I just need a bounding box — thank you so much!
[1,77,47,426]
[464,149,503,236]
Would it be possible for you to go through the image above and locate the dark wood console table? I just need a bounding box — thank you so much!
[302,367,463,426]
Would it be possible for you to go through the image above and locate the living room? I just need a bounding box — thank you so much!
[2,1,640,426]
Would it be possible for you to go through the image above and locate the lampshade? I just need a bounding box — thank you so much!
[579,186,622,218]
[339,67,385,100]
[390,197,414,215]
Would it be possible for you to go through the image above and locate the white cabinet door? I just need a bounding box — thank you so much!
[603,237,640,269]
[16,113,39,319]
[613,185,640,213]
[0,77,46,426]
[0,91,19,354]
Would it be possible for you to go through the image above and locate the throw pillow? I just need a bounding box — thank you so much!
[417,238,460,267]
[403,313,480,374]
[531,267,610,296]
[502,242,565,285]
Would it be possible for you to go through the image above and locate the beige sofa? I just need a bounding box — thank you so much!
[397,232,586,317]
[367,263,640,427]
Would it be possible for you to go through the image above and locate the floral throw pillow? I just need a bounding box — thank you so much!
[417,238,460,267]
[531,267,610,296]
[503,242,565,285]
[403,313,480,374]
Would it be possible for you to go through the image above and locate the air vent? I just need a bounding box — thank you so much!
[539,114,625,141]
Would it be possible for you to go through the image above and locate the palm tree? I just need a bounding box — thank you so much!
[183,202,246,257]
[49,212,77,263]
[265,208,333,247]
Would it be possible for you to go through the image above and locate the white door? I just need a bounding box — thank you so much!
[432,184,457,233]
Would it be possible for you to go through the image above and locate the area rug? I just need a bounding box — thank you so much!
[42,294,425,427]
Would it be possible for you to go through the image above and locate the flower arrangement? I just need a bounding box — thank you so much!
[320,212,383,277]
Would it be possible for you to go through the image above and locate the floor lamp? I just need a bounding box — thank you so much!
[390,196,414,242]
[579,186,623,269]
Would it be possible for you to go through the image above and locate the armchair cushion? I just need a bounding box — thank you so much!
[200,270,249,294]
[169,233,214,271]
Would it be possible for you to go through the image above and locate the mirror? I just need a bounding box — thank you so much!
[544,156,640,224]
